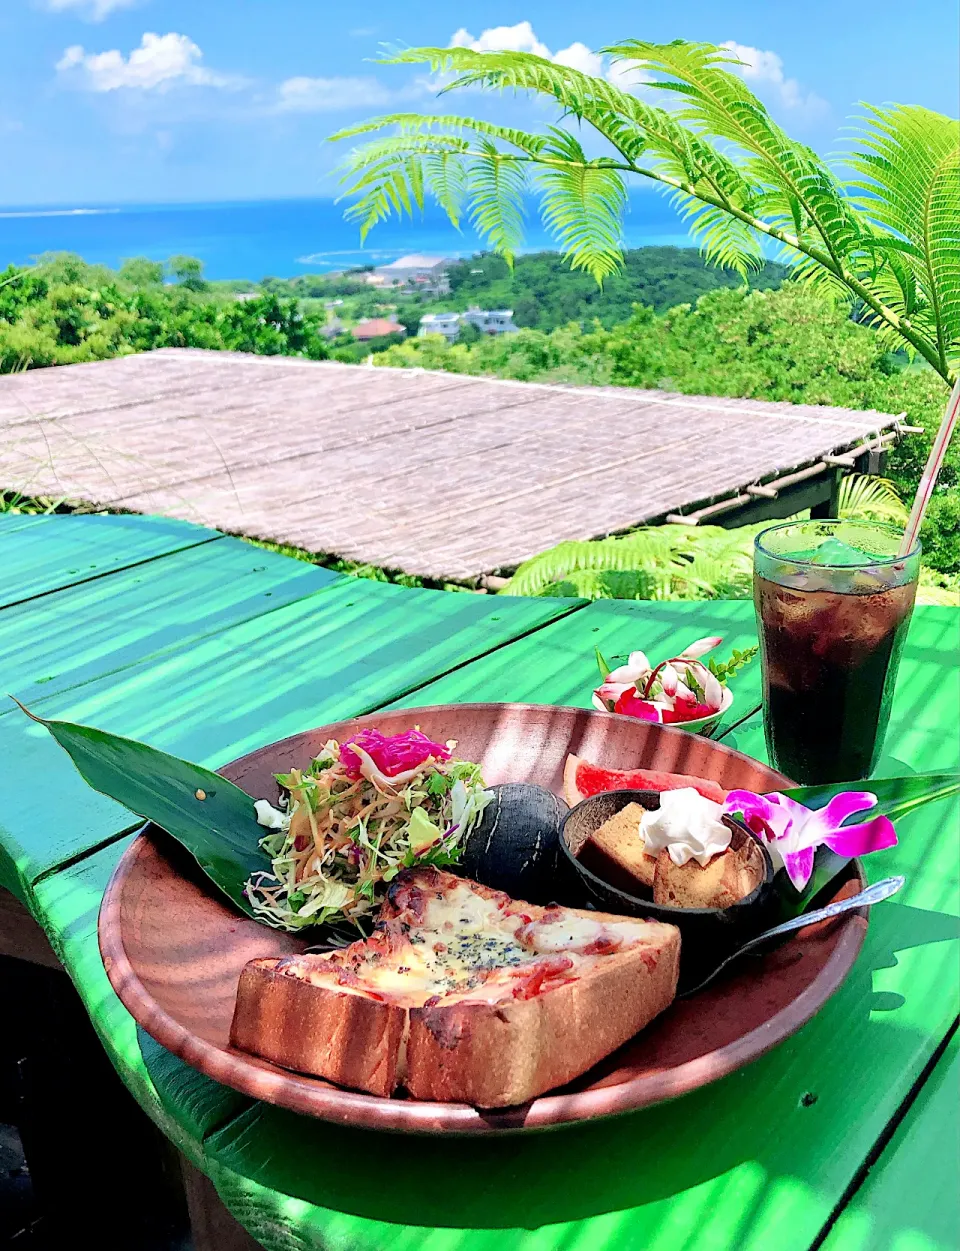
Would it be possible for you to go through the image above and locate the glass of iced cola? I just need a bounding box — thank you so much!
[754,519,921,784]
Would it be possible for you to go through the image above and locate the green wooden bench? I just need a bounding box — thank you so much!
[0,514,957,1251]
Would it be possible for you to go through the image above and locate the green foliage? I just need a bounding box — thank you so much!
[331,39,959,384]
[920,492,960,573]
[836,475,908,526]
[708,646,759,683]
[118,256,164,288]
[501,525,758,600]
[376,321,611,384]
[0,253,330,371]
[597,285,946,410]
[437,246,785,331]
[166,253,209,292]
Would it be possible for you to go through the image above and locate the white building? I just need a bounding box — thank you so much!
[418,308,519,343]
[461,307,519,336]
[418,312,461,342]
[366,255,453,295]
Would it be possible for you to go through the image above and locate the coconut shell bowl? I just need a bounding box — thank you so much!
[560,789,779,990]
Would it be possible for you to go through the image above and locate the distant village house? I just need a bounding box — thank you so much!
[352,317,406,342]
[362,255,453,295]
[417,312,462,342]
[418,308,519,342]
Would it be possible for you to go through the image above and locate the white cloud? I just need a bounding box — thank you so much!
[552,41,604,78]
[274,76,396,114]
[448,23,645,93]
[720,41,829,120]
[56,32,236,92]
[42,0,138,19]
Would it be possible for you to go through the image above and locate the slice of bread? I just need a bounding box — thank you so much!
[652,846,761,909]
[231,866,680,1107]
[578,802,657,892]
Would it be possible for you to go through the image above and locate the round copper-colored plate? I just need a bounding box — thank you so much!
[99,703,867,1134]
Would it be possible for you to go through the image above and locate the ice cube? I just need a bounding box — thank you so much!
[806,537,870,567]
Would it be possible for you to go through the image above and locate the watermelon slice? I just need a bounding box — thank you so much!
[563,754,726,807]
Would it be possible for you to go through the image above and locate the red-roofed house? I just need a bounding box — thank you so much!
[351,319,406,342]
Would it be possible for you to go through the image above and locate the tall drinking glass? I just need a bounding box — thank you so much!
[754,519,921,784]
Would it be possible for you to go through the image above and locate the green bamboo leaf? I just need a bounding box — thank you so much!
[783,773,960,825]
[17,702,264,920]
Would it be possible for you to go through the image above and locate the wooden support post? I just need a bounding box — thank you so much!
[179,1157,264,1251]
[0,887,260,1249]
[810,469,842,519]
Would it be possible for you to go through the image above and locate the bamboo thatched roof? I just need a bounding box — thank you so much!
[0,348,905,580]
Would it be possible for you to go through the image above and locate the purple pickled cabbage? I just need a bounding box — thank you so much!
[339,728,452,780]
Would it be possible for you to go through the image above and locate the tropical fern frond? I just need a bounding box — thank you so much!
[468,142,528,261]
[330,113,549,156]
[535,129,626,281]
[327,38,959,383]
[500,526,755,599]
[424,151,468,229]
[837,473,909,524]
[670,194,765,276]
[342,156,426,240]
[607,41,866,267]
[848,104,960,374]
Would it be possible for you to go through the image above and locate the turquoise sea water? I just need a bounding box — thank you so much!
[0,193,694,281]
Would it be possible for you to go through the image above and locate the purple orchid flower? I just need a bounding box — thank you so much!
[722,790,898,891]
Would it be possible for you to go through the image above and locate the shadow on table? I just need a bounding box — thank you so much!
[142,899,960,1233]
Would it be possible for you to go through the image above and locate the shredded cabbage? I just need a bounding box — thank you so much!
[244,731,492,931]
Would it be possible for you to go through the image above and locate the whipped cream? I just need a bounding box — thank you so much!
[639,788,731,867]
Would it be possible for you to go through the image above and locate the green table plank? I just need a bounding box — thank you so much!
[390,597,762,729]
[0,537,341,710]
[819,1033,960,1251]
[27,599,960,1251]
[30,839,250,1150]
[30,784,960,1251]
[0,513,55,536]
[0,578,580,894]
[0,513,221,608]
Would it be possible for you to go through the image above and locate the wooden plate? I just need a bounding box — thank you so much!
[98,703,868,1134]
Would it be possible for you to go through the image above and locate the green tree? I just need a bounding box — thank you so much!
[166,254,209,292]
[118,257,164,288]
[332,40,959,386]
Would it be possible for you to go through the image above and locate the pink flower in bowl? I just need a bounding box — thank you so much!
[592,636,751,734]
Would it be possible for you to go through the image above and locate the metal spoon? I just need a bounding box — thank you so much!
[679,875,905,998]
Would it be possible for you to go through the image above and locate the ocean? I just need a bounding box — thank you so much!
[0,193,695,281]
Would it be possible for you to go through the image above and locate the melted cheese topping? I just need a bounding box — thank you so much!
[285,877,658,1007]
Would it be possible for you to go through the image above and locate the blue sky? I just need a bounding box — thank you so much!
[2,0,958,206]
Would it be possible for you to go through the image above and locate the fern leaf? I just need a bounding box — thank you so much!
[467,142,527,262]
[535,129,626,282]
[847,105,960,372]
[837,473,909,525]
[425,152,468,229]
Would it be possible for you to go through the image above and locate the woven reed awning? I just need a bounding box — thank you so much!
[0,348,906,581]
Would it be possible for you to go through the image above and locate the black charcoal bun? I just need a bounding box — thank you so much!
[459,783,572,905]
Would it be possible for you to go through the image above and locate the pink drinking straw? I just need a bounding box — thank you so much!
[899,376,960,557]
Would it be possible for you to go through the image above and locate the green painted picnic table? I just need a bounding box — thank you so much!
[0,513,957,1251]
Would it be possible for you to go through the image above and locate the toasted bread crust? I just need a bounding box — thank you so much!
[230,872,681,1105]
[405,930,680,1106]
[230,957,405,1097]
